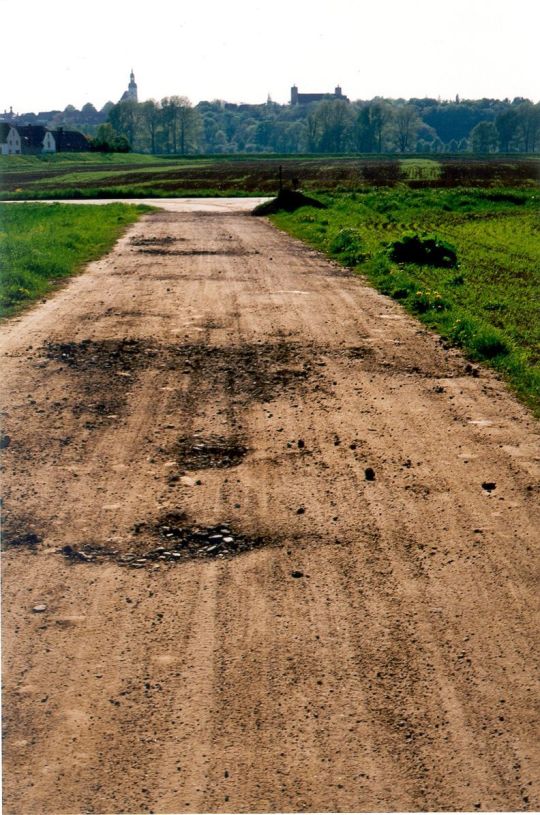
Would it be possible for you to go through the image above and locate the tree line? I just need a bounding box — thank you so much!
[40,96,540,155]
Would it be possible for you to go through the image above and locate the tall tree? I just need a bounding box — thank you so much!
[394,104,421,152]
[495,108,519,152]
[313,100,354,153]
[371,102,393,153]
[140,100,162,154]
[108,100,139,148]
[354,104,377,152]
[470,121,499,153]
[515,102,540,152]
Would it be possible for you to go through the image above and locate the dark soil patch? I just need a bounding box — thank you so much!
[133,248,255,257]
[133,514,276,563]
[1,531,42,550]
[44,338,148,372]
[176,434,248,469]
[55,514,278,566]
[252,189,326,215]
[60,542,120,563]
[41,339,321,405]
[129,236,179,247]
[43,338,150,422]
[172,341,320,404]
[343,345,373,359]
[1,511,43,550]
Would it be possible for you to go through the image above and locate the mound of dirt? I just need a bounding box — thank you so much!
[252,189,326,215]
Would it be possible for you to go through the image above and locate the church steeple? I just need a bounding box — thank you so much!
[127,69,138,102]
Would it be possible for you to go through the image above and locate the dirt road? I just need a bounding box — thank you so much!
[1,200,539,814]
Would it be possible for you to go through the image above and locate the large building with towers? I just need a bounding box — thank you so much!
[290,85,349,105]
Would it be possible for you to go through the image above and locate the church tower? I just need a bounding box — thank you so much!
[127,69,138,102]
[120,70,138,103]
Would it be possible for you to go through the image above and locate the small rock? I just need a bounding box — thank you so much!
[365,467,376,481]
[223,537,234,544]
[297,439,305,449]
[291,571,304,579]
[0,434,11,450]
[481,481,496,492]
[296,507,305,515]
[465,364,480,378]
[32,604,47,613]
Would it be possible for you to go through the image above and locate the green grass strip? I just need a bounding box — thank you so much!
[0,202,150,317]
[271,187,540,416]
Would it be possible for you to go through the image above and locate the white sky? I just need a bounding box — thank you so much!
[2,0,539,113]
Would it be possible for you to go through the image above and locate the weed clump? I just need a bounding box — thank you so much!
[390,233,458,268]
[411,288,449,313]
[449,317,511,360]
[328,228,366,266]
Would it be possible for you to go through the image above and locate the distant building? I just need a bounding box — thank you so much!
[0,123,21,154]
[53,128,91,152]
[120,70,138,103]
[290,85,349,105]
[0,106,17,123]
[17,125,56,154]
[0,124,90,154]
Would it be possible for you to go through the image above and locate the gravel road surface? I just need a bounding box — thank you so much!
[1,200,539,814]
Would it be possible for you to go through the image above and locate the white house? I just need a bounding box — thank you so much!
[0,123,90,154]
[0,123,22,154]
[17,125,56,154]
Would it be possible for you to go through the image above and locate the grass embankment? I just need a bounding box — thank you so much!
[271,188,540,415]
[0,203,149,317]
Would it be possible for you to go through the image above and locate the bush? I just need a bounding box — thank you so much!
[389,233,457,267]
[329,227,366,266]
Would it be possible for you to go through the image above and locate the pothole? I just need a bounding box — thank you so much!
[129,236,179,247]
[173,342,318,403]
[133,248,256,257]
[176,434,248,469]
[55,515,276,566]
[1,531,42,550]
[142,515,273,562]
[44,338,148,372]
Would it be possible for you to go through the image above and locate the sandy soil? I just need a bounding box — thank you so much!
[1,200,539,814]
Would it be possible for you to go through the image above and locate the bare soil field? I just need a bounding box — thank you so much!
[1,200,539,814]
[2,155,538,198]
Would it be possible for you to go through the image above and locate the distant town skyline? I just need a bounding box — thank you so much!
[2,0,539,113]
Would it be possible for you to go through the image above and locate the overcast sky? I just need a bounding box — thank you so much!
[2,0,539,113]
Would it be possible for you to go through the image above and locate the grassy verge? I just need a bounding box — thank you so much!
[271,187,540,415]
[0,203,150,317]
[0,186,265,200]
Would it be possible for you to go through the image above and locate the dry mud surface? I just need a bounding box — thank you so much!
[1,200,539,814]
